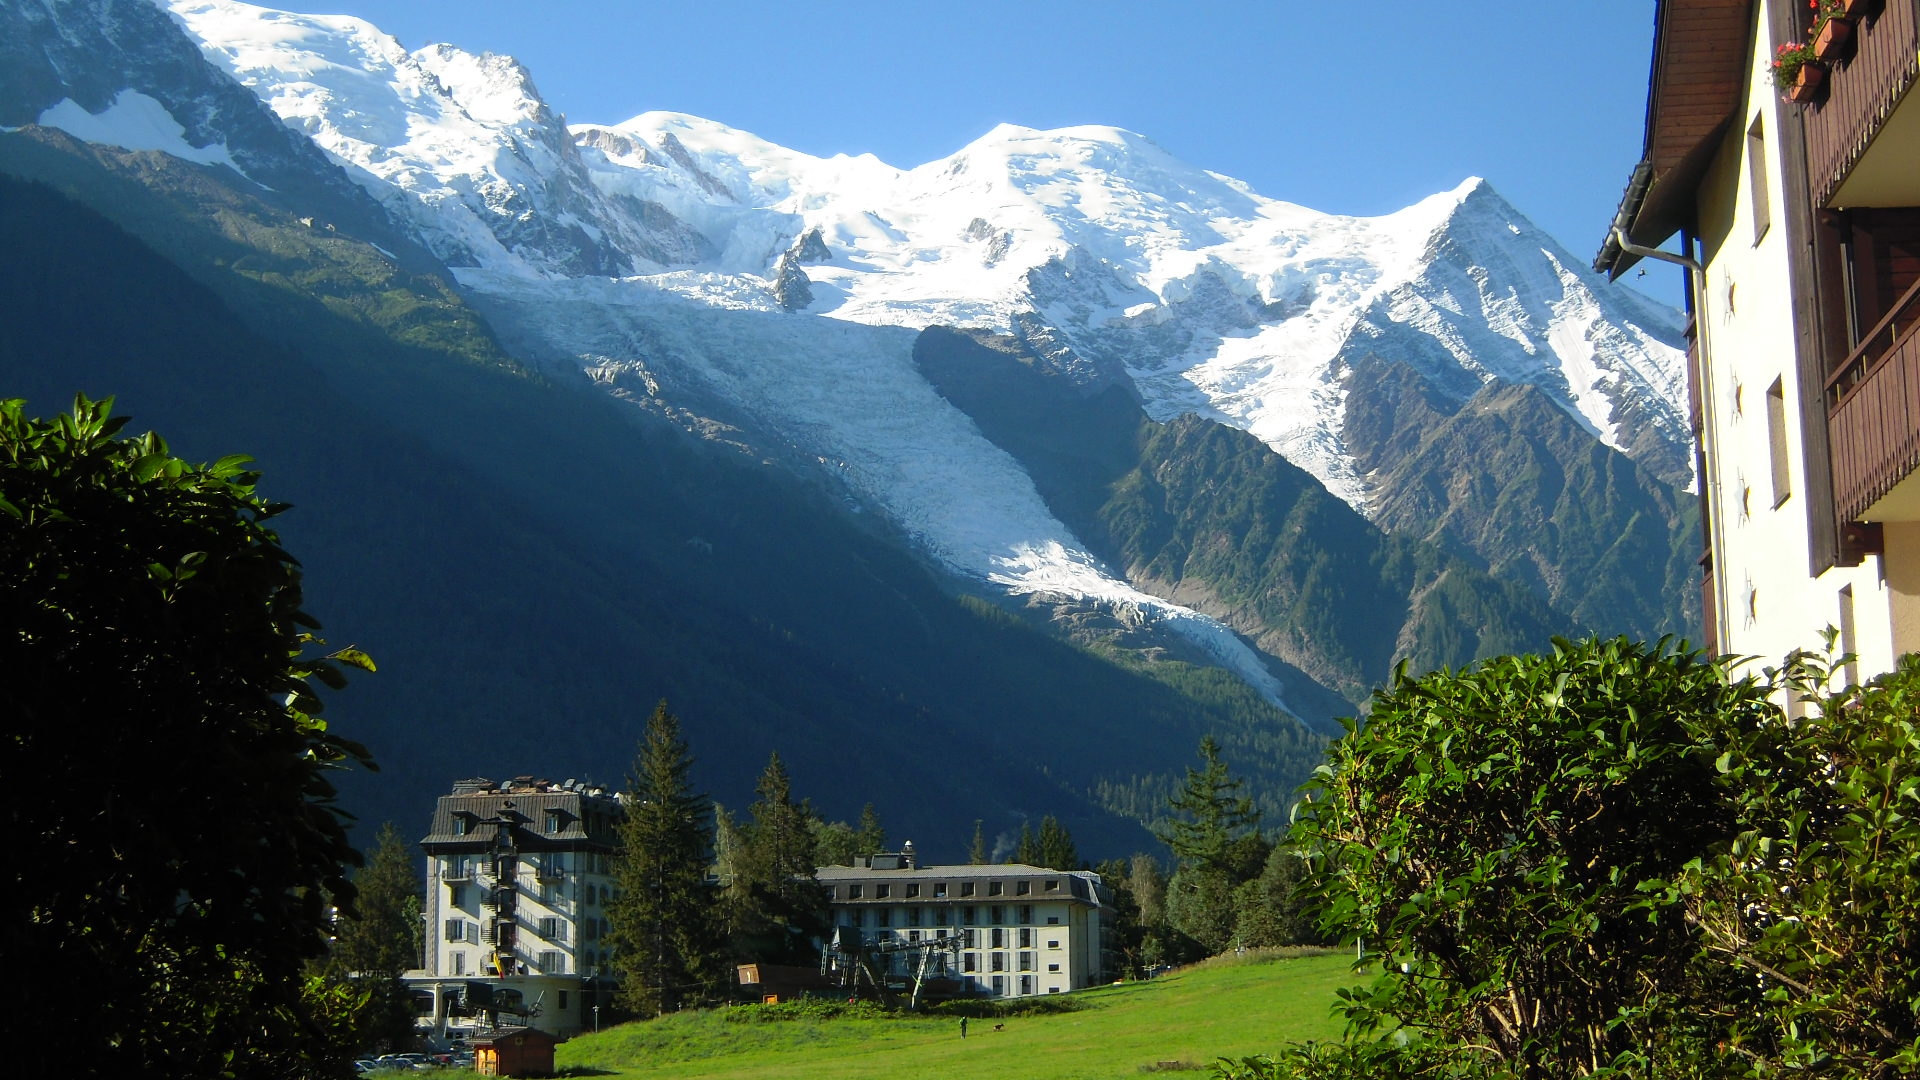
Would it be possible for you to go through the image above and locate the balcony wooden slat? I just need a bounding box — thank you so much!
[1830,320,1920,520]
[1806,0,1920,207]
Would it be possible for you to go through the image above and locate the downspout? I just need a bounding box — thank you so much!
[1614,225,1729,652]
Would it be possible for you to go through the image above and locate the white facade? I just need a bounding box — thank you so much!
[816,856,1108,998]
[412,777,622,1037]
[1689,8,1897,675]
[1600,0,1920,686]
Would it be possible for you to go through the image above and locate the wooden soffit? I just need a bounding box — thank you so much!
[1633,0,1754,247]
[1600,0,1754,276]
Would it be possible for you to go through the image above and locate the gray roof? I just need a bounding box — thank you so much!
[419,786,622,852]
[814,863,1107,905]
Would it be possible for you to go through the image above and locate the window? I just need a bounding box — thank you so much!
[962,905,977,925]
[1044,879,1059,892]
[848,884,863,899]
[992,976,1006,996]
[453,814,471,836]
[990,905,1005,925]
[991,928,1006,948]
[1047,916,1060,925]
[933,882,948,898]
[876,884,891,899]
[1018,928,1033,948]
[1018,952,1035,971]
[452,951,466,975]
[1048,986,1060,994]
[539,950,564,974]
[558,990,568,1011]
[1015,881,1031,896]
[1766,377,1791,506]
[538,917,565,942]
[1047,939,1060,949]
[909,930,922,943]
[991,952,1007,972]
[907,907,922,927]
[959,882,975,898]
[1748,114,1771,244]
[445,919,465,942]
[876,908,891,928]
[448,885,465,909]
[544,810,562,834]
[963,952,978,972]
[988,881,1004,897]
[1048,963,1060,972]
[963,929,978,948]
[933,907,950,926]
[1019,975,1034,995]
[1016,905,1032,924]
[906,884,920,898]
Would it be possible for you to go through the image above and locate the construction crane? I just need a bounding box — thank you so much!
[821,926,965,1010]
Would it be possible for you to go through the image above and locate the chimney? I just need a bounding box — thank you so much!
[902,840,917,870]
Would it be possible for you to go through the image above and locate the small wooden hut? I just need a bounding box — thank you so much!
[470,1025,559,1078]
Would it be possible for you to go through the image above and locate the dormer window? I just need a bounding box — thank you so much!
[545,810,563,834]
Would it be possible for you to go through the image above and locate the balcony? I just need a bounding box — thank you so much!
[1827,276,1920,520]
[439,865,473,884]
[1806,0,1920,209]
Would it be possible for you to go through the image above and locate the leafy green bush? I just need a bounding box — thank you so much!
[1659,648,1920,1074]
[1289,637,1774,1077]
[1273,637,1920,1078]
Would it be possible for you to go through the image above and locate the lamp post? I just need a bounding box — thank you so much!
[592,1005,600,1034]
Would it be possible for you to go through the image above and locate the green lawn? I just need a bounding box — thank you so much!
[557,949,1354,1080]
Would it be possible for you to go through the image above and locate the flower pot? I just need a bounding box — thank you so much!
[1814,17,1855,61]
[1787,62,1829,103]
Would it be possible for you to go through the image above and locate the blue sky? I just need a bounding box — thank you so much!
[309,0,1675,302]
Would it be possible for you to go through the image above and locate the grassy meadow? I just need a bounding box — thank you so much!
[552,948,1355,1080]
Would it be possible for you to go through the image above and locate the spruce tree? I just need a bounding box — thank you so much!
[1012,821,1039,865]
[331,822,423,977]
[729,752,827,963]
[1155,736,1262,876]
[854,803,886,856]
[321,822,421,1049]
[1036,815,1078,871]
[608,702,723,1016]
[969,820,988,864]
[1156,737,1266,955]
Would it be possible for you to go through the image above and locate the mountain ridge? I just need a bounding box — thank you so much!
[0,0,1703,843]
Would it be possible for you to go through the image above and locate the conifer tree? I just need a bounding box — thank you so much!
[1156,736,1262,876]
[1157,737,1266,955]
[607,702,723,1016]
[729,752,827,963]
[854,803,886,855]
[320,822,421,1049]
[1012,820,1039,864]
[969,820,989,864]
[330,822,423,977]
[1036,815,1078,871]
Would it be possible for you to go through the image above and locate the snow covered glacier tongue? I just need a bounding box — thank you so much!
[162,0,1689,711]
[455,268,1296,711]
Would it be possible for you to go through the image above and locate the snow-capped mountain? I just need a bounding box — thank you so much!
[11,0,1695,725]
[153,2,1690,504]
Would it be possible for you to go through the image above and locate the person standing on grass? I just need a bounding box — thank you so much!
[960,1017,968,1039]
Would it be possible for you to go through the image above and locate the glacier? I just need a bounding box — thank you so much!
[145,0,1692,713]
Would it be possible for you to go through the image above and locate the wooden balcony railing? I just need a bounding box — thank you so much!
[1806,0,1920,207]
[1827,274,1920,519]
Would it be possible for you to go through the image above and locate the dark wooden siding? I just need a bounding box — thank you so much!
[1828,287,1920,519]
[1807,0,1920,206]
